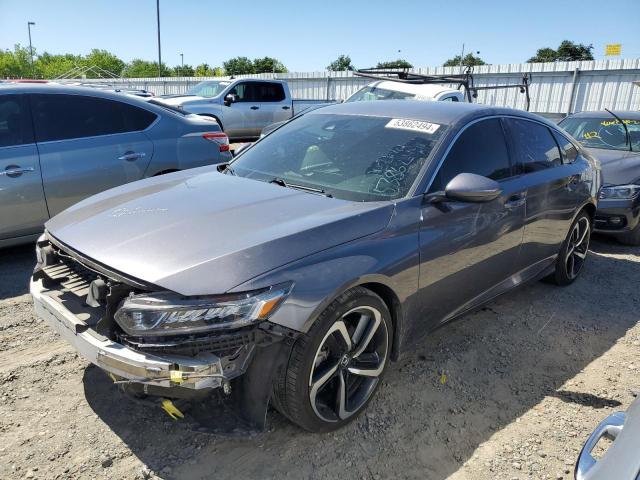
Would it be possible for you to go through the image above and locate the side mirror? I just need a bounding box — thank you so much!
[224,93,238,106]
[444,173,502,202]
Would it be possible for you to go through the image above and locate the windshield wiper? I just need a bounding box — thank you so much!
[269,177,333,197]
[216,162,236,175]
[604,108,632,152]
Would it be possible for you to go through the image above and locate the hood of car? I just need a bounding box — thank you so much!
[45,168,394,295]
[586,148,640,185]
[156,95,208,106]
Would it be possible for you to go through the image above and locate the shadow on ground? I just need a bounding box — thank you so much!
[0,244,35,300]
[80,239,640,480]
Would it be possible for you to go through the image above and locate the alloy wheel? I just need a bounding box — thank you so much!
[308,306,389,422]
[565,216,590,279]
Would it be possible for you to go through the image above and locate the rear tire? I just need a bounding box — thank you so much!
[617,223,640,246]
[272,287,392,432]
[547,210,592,286]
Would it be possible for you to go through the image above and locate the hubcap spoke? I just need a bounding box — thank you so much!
[333,320,352,351]
[351,310,381,358]
[336,371,349,419]
[309,360,340,407]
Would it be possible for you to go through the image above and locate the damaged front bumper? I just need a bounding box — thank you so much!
[30,235,298,429]
[31,276,232,391]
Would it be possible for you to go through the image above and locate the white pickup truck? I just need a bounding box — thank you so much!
[345,80,465,103]
[156,79,324,140]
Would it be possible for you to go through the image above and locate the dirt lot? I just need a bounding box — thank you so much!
[0,237,638,480]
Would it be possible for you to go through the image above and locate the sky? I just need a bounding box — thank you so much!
[1,0,639,71]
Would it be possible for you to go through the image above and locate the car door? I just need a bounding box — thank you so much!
[252,82,291,127]
[415,117,526,332]
[0,93,50,242]
[221,82,255,139]
[503,118,582,267]
[30,93,156,216]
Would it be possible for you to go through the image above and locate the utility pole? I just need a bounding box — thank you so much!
[180,53,184,68]
[156,0,162,77]
[459,43,465,73]
[27,21,35,78]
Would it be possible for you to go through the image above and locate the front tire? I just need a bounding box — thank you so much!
[548,210,592,285]
[273,287,392,432]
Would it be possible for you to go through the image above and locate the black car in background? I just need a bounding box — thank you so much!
[560,111,640,245]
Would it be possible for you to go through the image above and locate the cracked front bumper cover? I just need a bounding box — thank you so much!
[31,277,240,390]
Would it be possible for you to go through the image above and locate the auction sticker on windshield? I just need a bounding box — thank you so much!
[385,118,440,134]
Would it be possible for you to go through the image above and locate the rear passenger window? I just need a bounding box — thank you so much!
[429,118,511,192]
[251,82,286,102]
[0,95,34,147]
[31,94,157,142]
[552,130,578,163]
[507,118,562,173]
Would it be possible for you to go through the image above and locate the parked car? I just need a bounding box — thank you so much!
[155,79,325,140]
[345,80,465,103]
[559,110,640,245]
[31,101,599,432]
[0,83,231,248]
[575,397,640,480]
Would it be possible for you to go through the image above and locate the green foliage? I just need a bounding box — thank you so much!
[173,64,195,77]
[82,49,125,76]
[443,53,486,67]
[222,56,288,76]
[376,59,413,69]
[252,56,287,74]
[527,40,594,63]
[223,56,255,76]
[122,59,172,78]
[0,44,35,78]
[327,54,353,71]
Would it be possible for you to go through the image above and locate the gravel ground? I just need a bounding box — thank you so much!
[0,236,638,480]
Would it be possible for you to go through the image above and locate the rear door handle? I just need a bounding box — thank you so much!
[250,106,259,110]
[118,152,146,161]
[0,166,35,178]
[505,193,526,209]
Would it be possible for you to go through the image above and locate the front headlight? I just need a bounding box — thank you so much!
[599,184,640,200]
[114,283,292,336]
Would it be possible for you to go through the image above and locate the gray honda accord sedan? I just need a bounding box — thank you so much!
[31,100,600,432]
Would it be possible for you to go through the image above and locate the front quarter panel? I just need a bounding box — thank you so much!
[231,199,422,342]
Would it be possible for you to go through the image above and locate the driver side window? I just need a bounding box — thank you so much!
[429,118,512,193]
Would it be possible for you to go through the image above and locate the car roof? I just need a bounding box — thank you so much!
[0,82,171,116]
[567,110,640,120]
[309,99,553,129]
[367,80,459,97]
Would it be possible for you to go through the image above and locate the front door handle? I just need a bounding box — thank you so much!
[250,106,259,110]
[505,193,526,209]
[118,152,146,161]
[0,165,35,178]
[282,106,290,110]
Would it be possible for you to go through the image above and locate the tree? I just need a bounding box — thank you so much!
[443,53,486,67]
[0,45,35,78]
[173,64,195,77]
[327,54,354,71]
[122,59,172,77]
[81,49,125,76]
[36,52,80,78]
[223,56,254,76]
[253,56,287,74]
[527,40,594,63]
[376,59,413,69]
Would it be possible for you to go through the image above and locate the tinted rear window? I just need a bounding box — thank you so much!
[506,118,561,174]
[31,94,157,142]
[0,94,34,147]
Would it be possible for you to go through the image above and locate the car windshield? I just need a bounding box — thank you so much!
[231,112,446,202]
[346,86,416,103]
[560,116,640,152]
[186,81,230,98]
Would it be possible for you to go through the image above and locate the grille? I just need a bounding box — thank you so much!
[117,328,257,358]
[42,254,100,299]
